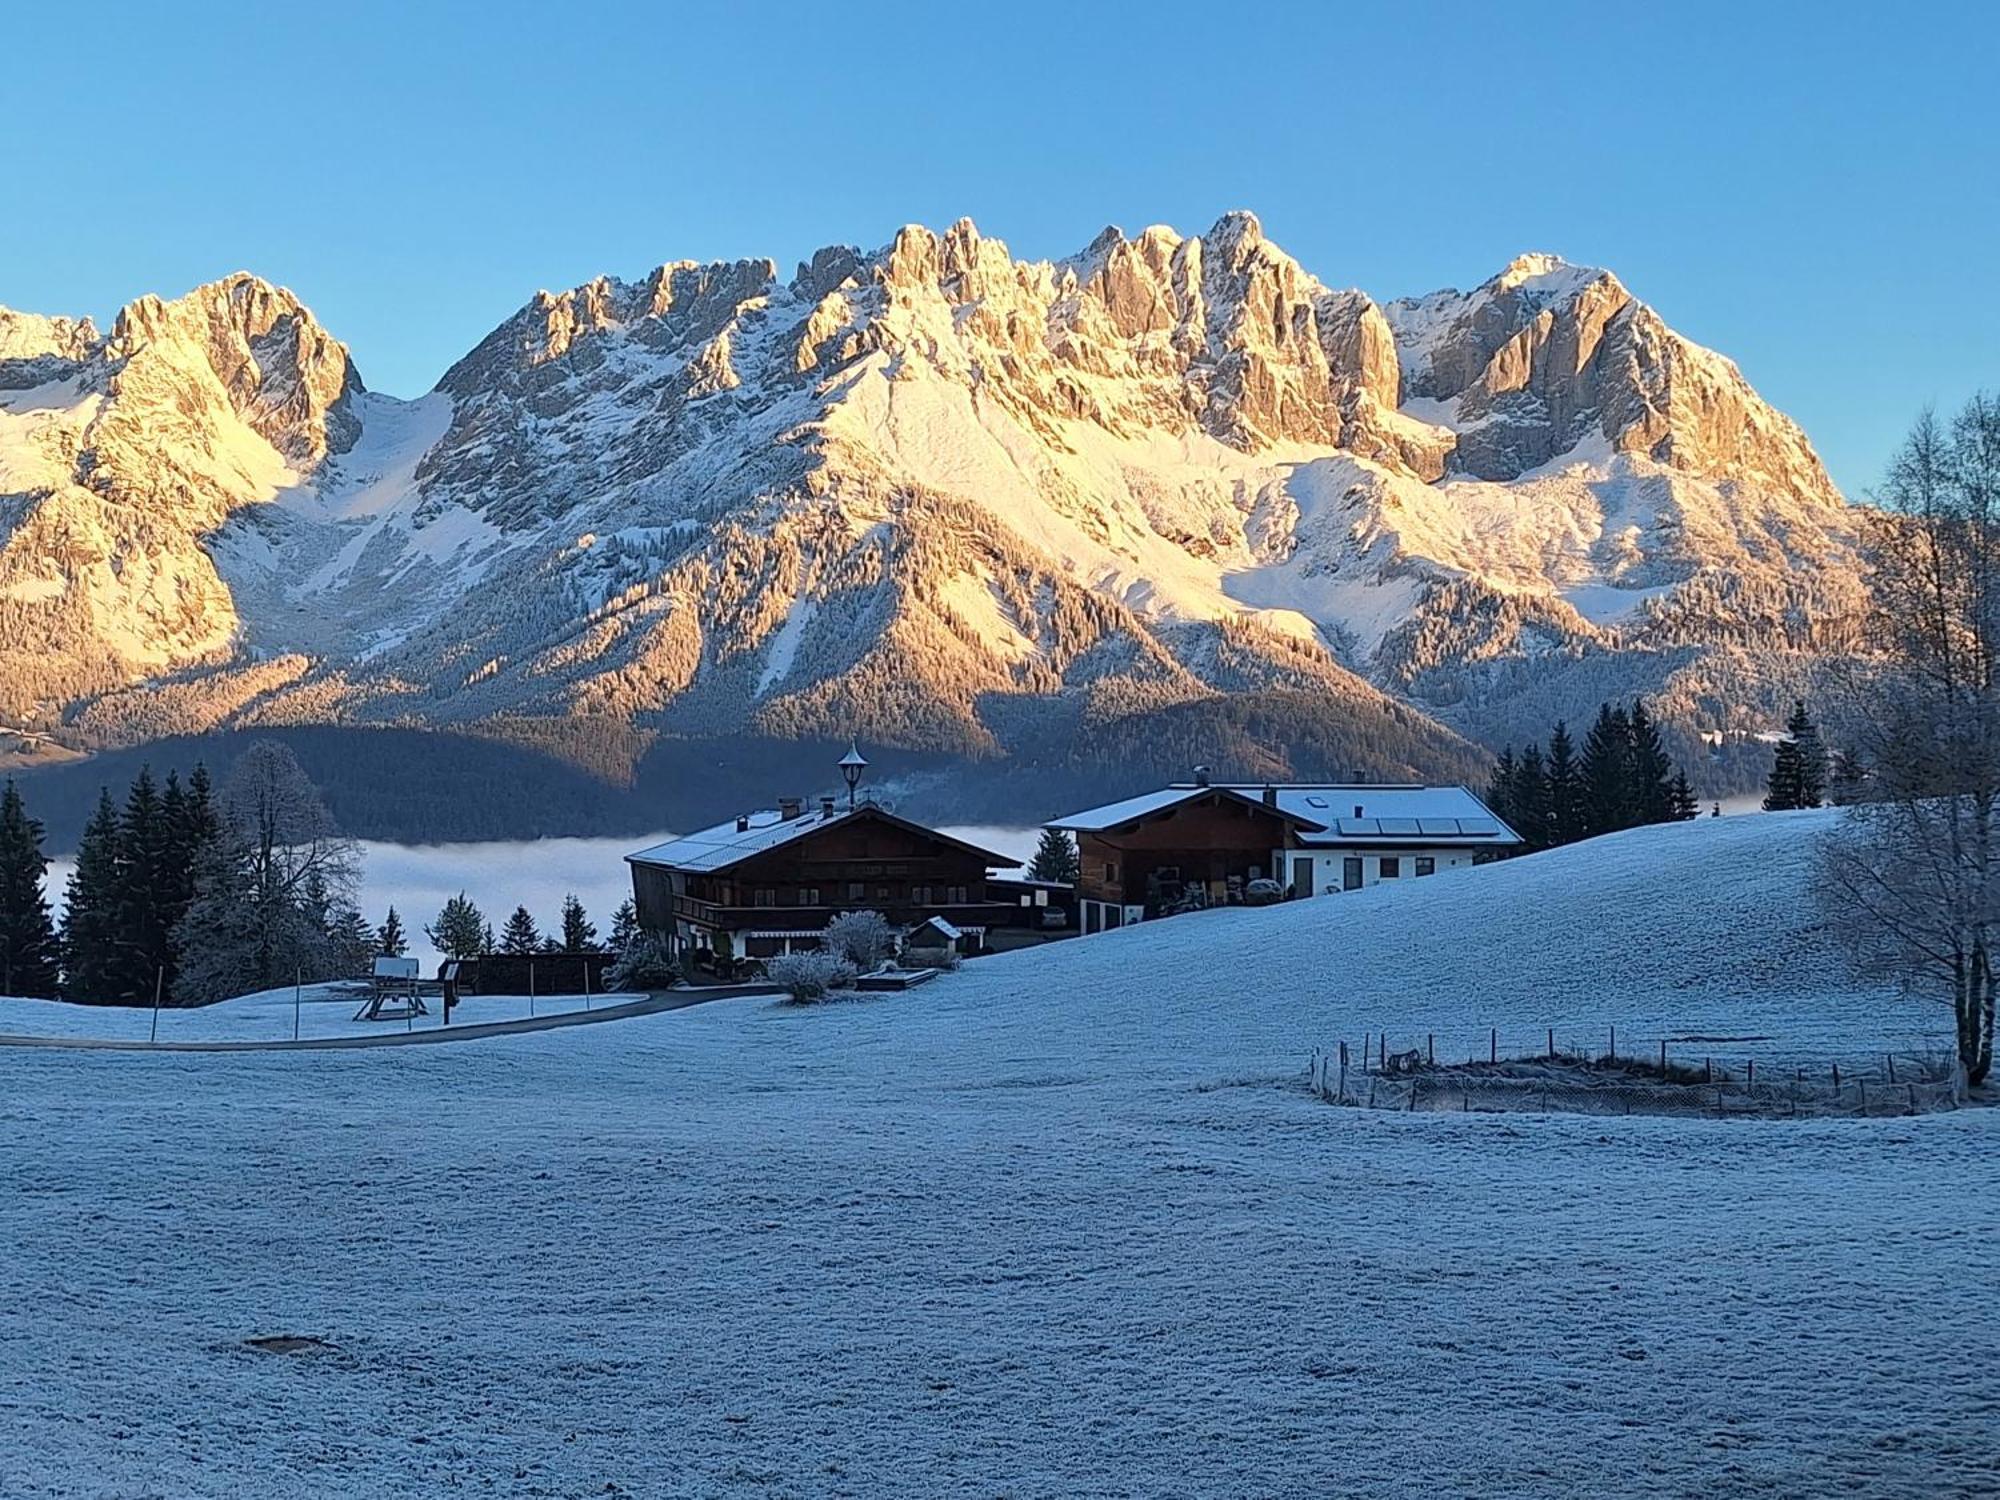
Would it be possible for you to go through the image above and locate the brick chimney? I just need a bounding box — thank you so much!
[1262,784,1277,808]
[819,796,836,817]
[778,796,804,821]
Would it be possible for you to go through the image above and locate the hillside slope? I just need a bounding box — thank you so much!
[1,811,1989,1498]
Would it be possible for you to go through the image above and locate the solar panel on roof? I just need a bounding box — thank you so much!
[1459,817,1500,835]
[1378,817,1421,835]
[1337,817,1381,836]
[1418,818,1459,836]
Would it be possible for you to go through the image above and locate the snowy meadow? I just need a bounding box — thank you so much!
[3,812,1995,1497]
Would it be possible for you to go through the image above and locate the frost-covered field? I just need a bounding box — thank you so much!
[0,984,631,1045]
[2,812,1994,1497]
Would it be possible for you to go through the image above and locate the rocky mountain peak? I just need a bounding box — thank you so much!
[97,272,363,464]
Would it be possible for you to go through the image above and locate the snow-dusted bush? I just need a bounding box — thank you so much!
[606,934,678,993]
[822,909,895,971]
[768,951,859,1003]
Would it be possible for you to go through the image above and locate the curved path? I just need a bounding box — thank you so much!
[0,984,779,1053]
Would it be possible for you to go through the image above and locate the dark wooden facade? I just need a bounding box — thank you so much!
[1074,792,1300,915]
[631,807,1022,958]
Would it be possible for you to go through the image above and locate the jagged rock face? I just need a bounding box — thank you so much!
[0,219,1864,783]
[1386,255,1839,506]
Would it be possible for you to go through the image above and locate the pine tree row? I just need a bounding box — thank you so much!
[1486,700,1699,853]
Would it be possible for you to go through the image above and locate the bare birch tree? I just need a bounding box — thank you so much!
[174,741,361,1002]
[1821,394,2000,1084]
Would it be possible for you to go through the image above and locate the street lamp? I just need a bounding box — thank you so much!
[839,743,868,809]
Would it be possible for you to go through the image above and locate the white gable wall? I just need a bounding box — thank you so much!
[1269,845,1482,896]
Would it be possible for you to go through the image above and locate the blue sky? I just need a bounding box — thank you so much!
[7,0,1994,496]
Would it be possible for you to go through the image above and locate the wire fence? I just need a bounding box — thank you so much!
[1307,1028,1965,1120]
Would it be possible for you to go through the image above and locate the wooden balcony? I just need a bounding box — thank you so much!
[670,894,1024,931]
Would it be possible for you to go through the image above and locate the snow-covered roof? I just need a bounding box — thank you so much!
[1048,783,1519,846]
[1046,787,1218,831]
[627,804,1021,875]
[627,806,842,873]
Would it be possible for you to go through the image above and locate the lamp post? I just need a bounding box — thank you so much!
[839,744,868,810]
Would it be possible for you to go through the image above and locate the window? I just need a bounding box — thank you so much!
[754,888,776,907]
[1106,861,1120,884]
[945,885,969,905]
[847,882,865,902]
[1343,857,1362,891]
[912,884,933,905]
[798,887,821,906]
[1415,857,1435,877]
[1379,857,1400,879]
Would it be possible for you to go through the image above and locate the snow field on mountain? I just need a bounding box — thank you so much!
[3,810,1994,1496]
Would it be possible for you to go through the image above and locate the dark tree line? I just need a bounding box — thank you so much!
[430,892,634,962]
[0,748,411,1006]
[1486,701,1698,852]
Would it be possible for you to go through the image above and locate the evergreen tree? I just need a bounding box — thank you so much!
[500,905,542,955]
[608,898,640,953]
[1764,737,1804,810]
[1514,742,1552,850]
[559,894,597,953]
[427,893,486,960]
[1028,828,1082,885]
[377,906,408,957]
[323,902,376,978]
[172,829,264,1005]
[1668,770,1699,821]
[61,790,124,1003]
[0,781,61,998]
[1627,701,1676,825]
[1486,748,1519,832]
[1789,700,1828,807]
[110,767,175,1004]
[1545,720,1585,846]
[1581,704,1634,835]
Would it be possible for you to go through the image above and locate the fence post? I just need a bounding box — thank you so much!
[1338,1041,1348,1102]
[1609,1025,1616,1062]
[1490,1027,1497,1065]
[1547,1027,1555,1060]
[529,959,536,1018]
[1427,1033,1434,1065]
[1705,1056,1713,1083]
[1659,1038,1667,1075]
[1746,1059,1755,1086]
[1886,1054,1897,1084]
[149,966,163,1044]
[294,967,302,1042]
[1832,1061,1840,1089]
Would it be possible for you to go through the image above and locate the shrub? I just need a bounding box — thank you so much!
[605,934,679,993]
[768,951,858,1003]
[822,909,895,971]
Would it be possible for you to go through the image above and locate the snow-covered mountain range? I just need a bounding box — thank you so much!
[0,213,1864,789]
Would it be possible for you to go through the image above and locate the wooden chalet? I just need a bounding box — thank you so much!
[626,779,1025,960]
[1049,771,1520,933]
